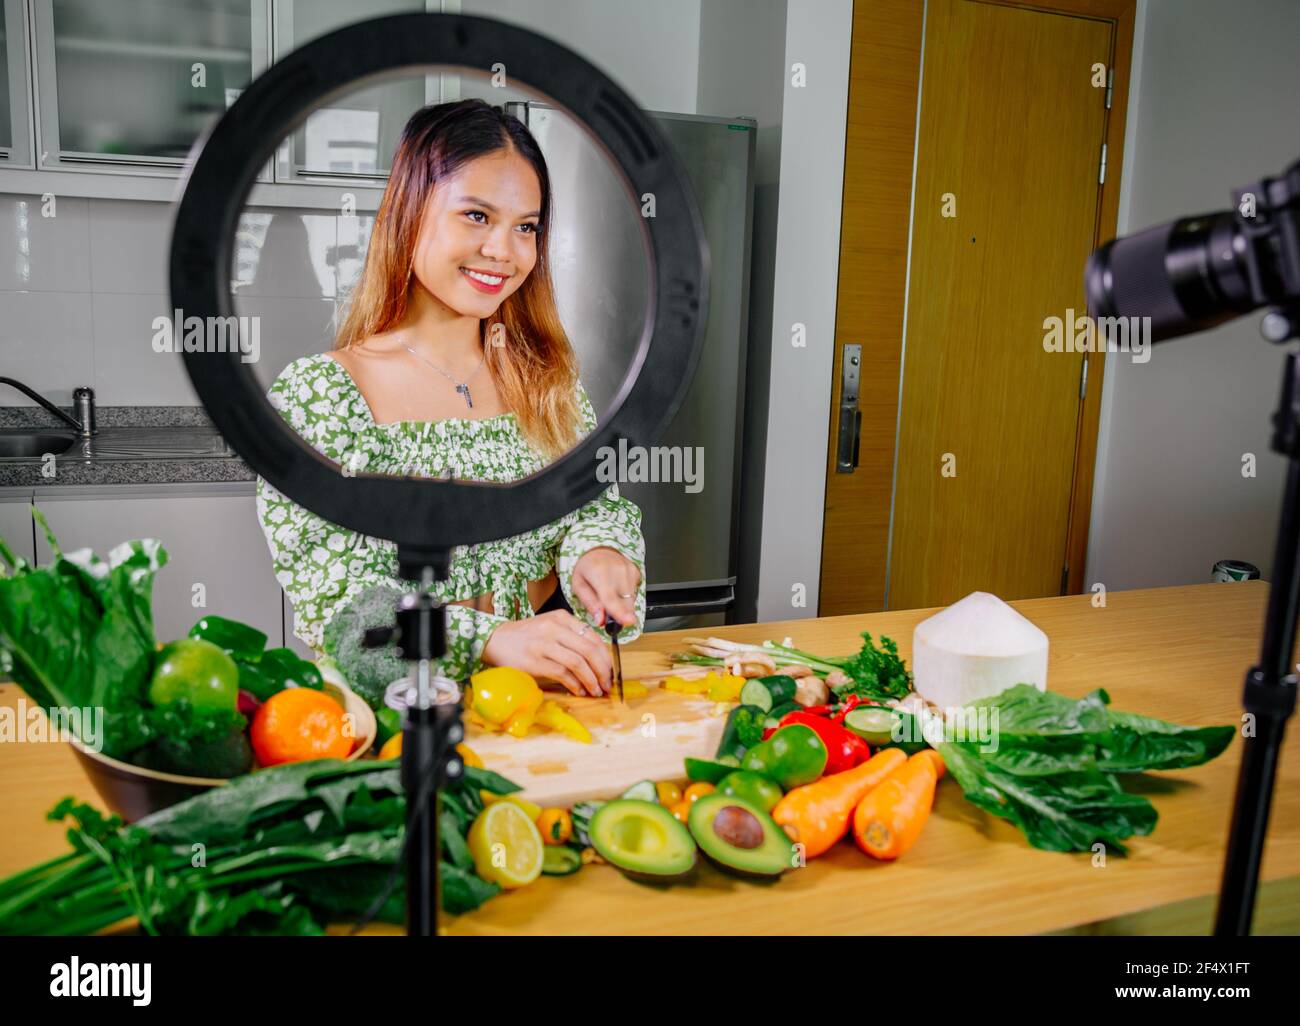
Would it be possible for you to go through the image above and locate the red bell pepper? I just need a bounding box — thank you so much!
[774,710,870,774]
[833,694,864,725]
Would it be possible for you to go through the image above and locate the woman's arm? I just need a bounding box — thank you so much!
[556,381,648,642]
[255,358,509,700]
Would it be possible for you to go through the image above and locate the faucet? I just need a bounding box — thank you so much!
[0,377,97,437]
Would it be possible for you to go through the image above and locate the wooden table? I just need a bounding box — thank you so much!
[2,583,1298,935]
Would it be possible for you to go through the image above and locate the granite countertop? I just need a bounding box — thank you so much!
[0,406,255,488]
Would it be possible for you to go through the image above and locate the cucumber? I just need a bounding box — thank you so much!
[716,705,748,760]
[570,801,604,847]
[843,705,929,753]
[685,757,741,784]
[620,779,659,802]
[542,846,583,876]
[763,701,800,730]
[739,674,798,712]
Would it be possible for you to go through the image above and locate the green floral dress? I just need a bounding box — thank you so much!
[255,353,646,684]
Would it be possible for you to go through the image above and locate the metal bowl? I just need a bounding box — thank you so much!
[68,681,377,822]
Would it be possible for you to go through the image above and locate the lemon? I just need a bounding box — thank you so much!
[467,801,544,889]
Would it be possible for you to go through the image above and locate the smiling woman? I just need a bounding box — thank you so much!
[254,99,647,703]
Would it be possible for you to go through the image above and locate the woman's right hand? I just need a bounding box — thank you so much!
[480,611,613,697]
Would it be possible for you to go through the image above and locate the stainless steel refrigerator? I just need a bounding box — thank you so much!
[507,101,757,630]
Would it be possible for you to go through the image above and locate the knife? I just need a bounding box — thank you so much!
[604,615,624,703]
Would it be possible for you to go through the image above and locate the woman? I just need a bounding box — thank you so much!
[256,99,645,701]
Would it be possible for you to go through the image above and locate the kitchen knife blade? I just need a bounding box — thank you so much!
[604,616,623,703]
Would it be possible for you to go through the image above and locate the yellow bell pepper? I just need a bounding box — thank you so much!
[707,673,746,702]
[663,674,710,695]
[536,700,593,744]
[621,679,648,700]
[469,667,544,727]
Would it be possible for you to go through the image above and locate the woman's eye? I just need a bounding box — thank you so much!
[467,210,538,235]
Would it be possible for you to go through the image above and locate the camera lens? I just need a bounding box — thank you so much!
[1085,212,1255,342]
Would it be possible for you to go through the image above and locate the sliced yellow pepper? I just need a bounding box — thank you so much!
[536,700,593,744]
[621,679,648,700]
[707,674,746,702]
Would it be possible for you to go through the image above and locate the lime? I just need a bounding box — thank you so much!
[148,638,240,714]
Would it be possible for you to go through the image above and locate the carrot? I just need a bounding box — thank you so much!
[852,750,938,860]
[771,748,908,858]
[917,747,946,780]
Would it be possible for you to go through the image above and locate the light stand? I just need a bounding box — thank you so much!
[169,14,710,938]
[1215,304,1300,935]
[359,549,460,937]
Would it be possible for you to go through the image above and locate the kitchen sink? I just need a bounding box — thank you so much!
[0,430,77,458]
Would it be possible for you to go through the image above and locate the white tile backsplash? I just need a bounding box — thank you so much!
[0,290,95,404]
[87,198,175,294]
[0,194,92,293]
[90,293,194,405]
[1,193,355,406]
[234,294,339,391]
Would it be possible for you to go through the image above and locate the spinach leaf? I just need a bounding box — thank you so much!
[1092,710,1235,772]
[938,740,1157,854]
[967,683,1111,740]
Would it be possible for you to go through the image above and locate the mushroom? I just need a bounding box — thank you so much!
[723,652,778,678]
[794,675,830,707]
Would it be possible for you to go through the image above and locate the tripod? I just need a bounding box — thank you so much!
[1214,304,1300,935]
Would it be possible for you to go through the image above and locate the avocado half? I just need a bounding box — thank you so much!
[589,799,698,884]
[687,792,796,880]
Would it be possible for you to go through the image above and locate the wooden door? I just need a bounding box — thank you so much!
[819,0,1133,615]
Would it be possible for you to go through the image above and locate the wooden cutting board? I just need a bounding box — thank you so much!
[467,657,731,807]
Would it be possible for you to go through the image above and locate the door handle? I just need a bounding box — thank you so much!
[836,344,862,473]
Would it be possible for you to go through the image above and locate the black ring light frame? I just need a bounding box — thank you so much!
[170,12,709,564]
[168,12,709,936]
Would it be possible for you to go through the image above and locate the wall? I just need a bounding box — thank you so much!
[1086,0,1300,590]
[743,0,854,622]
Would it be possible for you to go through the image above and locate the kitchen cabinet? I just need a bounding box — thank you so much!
[0,0,33,168]
[0,492,34,564]
[31,0,270,175]
[271,0,440,187]
[30,483,283,648]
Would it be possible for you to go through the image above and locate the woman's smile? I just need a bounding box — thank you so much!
[461,266,509,293]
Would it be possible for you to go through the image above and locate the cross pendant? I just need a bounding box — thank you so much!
[456,383,473,409]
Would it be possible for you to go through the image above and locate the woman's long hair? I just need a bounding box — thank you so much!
[335,99,580,459]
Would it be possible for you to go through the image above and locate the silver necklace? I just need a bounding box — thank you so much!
[400,339,486,409]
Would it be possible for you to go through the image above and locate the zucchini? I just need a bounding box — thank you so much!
[716,705,749,760]
[762,701,800,730]
[685,757,741,784]
[739,674,798,712]
[620,779,659,802]
[542,846,583,876]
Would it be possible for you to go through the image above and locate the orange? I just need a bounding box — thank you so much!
[250,687,353,767]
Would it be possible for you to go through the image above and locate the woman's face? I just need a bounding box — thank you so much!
[409,146,543,318]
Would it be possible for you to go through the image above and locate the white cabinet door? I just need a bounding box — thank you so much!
[0,492,34,565]
[32,485,283,647]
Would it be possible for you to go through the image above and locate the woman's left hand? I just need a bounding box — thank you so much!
[571,547,641,629]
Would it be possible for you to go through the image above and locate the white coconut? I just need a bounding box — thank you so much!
[911,591,1048,710]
